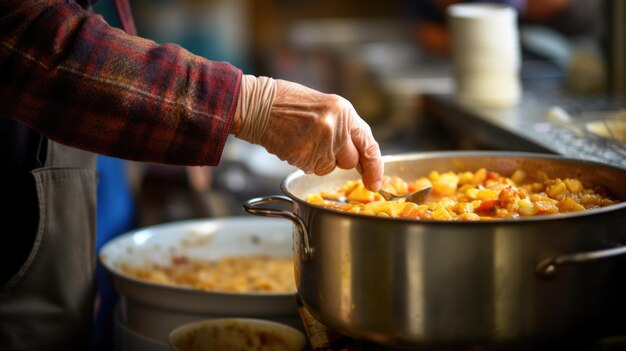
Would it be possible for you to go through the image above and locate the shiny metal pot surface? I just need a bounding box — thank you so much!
[244,151,626,349]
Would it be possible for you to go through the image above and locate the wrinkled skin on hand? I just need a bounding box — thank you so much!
[258,79,383,191]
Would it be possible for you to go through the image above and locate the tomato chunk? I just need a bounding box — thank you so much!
[478,199,500,214]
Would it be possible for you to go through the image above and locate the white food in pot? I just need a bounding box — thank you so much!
[99,217,301,343]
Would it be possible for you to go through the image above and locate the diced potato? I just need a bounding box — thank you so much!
[348,207,361,214]
[398,202,420,218]
[459,212,480,221]
[431,172,459,196]
[456,202,475,214]
[518,205,538,216]
[476,189,499,200]
[439,197,457,209]
[473,168,487,184]
[558,197,586,212]
[563,178,583,194]
[517,198,533,208]
[340,180,360,195]
[534,201,559,214]
[458,171,475,185]
[530,194,558,204]
[465,187,479,199]
[431,208,453,220]
[364,201,391,215]
[547,181,567,201]
[387,176,408,194]
[510,169,526,184]
[537,171,549,182]
[306,194,324,203]
[319,191,343,201]
[347,186,377,203]
[458,184,475,194]
[471,200,482,209]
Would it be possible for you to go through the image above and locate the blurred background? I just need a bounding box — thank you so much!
[98,0,623,226]
[91,1,625,349]
[97,0,452,227]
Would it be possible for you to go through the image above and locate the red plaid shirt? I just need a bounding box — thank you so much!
[0,0,242,166]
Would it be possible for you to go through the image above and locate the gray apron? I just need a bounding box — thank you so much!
[0,139,97,350]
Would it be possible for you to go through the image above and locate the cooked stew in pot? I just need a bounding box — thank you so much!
[305,168,618,220]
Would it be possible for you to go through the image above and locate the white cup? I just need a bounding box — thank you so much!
[452,46,521,70]
[448,3,521,107]
[455,71,521,107]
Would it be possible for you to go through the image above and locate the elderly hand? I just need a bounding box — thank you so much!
[233,75,383,191]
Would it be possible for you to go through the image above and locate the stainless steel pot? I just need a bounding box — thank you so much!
[244,151,626,349]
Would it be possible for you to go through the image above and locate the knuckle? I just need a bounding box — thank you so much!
[365,141,381,158]
[321,114,336,131]
[325,94,349,112]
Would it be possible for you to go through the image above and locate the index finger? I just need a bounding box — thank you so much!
[352,117,383,191]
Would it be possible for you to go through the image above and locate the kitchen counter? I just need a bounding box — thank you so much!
[422,79,626,169]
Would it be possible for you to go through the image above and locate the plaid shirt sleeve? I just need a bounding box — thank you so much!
[0,0,242,166]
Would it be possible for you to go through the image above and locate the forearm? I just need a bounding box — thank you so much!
[0,0,241,166]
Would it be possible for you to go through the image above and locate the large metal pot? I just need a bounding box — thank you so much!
[244,151,626,349]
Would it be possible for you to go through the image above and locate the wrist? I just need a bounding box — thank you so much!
[235,74,277,144]
[231,91,242,136]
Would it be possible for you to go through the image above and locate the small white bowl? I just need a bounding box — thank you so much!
[169,318,308,351]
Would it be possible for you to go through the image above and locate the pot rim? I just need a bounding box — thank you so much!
[281,150,626,224]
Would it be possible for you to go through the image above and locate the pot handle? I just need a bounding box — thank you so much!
[243,195,312,261]
[536,245,626,279]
